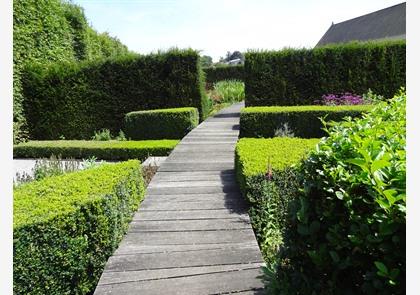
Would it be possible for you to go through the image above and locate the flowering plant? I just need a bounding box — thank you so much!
[316,92,365,105]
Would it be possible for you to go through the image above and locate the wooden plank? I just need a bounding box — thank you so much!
[158,162,234,172]
[117,229,257,246]
[133,209,249,221]
[104,247,263,272]
[113,242,258,255]
[97,263,263,285]
[141,200,247,211]
[146,185,240,195]
[147,180,237,188]
[94,267,264,295]
[126,218,251,232]
[143,192,243,203]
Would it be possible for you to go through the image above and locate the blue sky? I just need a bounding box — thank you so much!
[72,0,404,61]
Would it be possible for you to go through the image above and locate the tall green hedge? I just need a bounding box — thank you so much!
[244,41,405,106]
[14,160,145,294]
[22,49,207,140]
[203,65,244,84]
[240,105,372,138]
[14,0,129,143]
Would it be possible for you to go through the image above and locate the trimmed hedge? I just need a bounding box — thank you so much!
[240,105,373,138]
[14,0,128,142]
[203,65,244,84]
[22,49,208,140]
[13,140,179,161]
[244,40,406,106]
[235,138,318,262]
[275,91,406,294]
[124,107,199,140]
[14,160,145,294]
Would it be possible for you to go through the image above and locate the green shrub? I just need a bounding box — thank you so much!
[14,140,179,161]
[209,80,245,104]
[235,138,318,262]
[92,129,113,141]
[22,49,207,139]
[275,91,406,294]
[14,160,145,294]
[13,0,128,142]
[123,107,199,140]
[244,41,405,106]
[240,105,372,138]
[203,65,244,84]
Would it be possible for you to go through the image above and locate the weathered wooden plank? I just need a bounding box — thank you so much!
[158,162,234,171]
[113,242,258,255]
[146,185,240,195]
[143,192,243,203]
[141,199,247,211]
[118,229,257,246]
[148,180,237,188]
[151,173,236,182]
[127,218,251,232]
[104,247,263,272]
[133,209,249,221]
[94,267,264,295]
[97,263,263,285]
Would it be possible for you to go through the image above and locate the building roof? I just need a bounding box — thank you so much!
[316,2,406,47]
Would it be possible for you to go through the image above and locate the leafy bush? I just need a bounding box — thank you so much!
[22,49,207,139]
[235,138,318,262]
[275,91,406,294]
[123,107,199,140]
[244,40,405,106]
[14,140,179,161]
[13,0,128,142]
[14,160,145,294]
[203,65,244,84]
[92,129,113,141]
[208,80,245,104]
[240,105,372,138]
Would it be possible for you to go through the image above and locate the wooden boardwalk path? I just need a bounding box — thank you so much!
[94,102,265,294]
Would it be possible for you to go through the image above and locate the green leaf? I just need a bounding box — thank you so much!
[374,261,388,275]
[329,251,340,263]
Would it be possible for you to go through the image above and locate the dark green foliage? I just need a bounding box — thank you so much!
[124,107,199,140]
[203,65,244,84]
[13,0,128,142]
[244,41,405,106]
[240,105,372,138]
[235,138,318,262]
[13,140,179,161]
[14,160,145,294]
[22,49,207,139]
[275,91,406,294]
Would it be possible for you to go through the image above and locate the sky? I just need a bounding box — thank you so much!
[72,0,404,61]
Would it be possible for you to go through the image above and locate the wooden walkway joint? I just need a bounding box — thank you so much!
[94,102,265,294]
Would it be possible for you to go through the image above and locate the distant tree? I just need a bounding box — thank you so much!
[200,55,213,67]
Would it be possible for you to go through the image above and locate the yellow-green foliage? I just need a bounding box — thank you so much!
[124,107,199,140]
[14,160,144,294]
[14,140,179,160]
[236,137,319,178]
[240,105,372,138]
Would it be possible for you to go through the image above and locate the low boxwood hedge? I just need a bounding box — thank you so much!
[235,138,318,262]
[123,107,198,140]
[13,140,179,161]
[239,105,372,138]
[14,160,145,294]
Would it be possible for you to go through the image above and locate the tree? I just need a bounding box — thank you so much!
[200,55,213,67]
